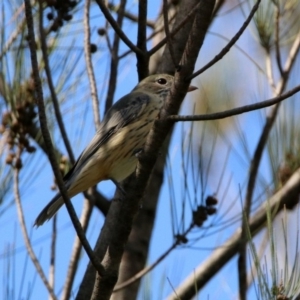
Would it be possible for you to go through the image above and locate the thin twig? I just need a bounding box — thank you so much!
[104,0,127,113]
[84,0,101,130]
[188,0,261,80]
[48,216,57,299]
[61,197,94,300]
[167,83,300,122]
[113,224,193,292]
[167,168,300,300]
[104,20,113,52]
[162,0,176,67]
[108,2,155,28]
[118,11,178,60]
[238,21,300,300]
[38,3,75,163]
[208,31,266,76]
[24,0,104,275]
[13,164,57,300]
[148,2,201,56]
[265,50,276,91]
[0,16,26,61]
[95,0,143,55]
[275,6,284,77]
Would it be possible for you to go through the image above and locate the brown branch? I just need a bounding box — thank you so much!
[111,0,204,300]
[49,216,57,292]
[39,3,75,163]
[24,0,104,276]
[238,23,300,300]
[113,224,193,292]
[167,168,300,300]
[104,0,127,113]
[167,83,300,122]
[84,0,101,129]
[136,0,149,79]
[188,0,261,80]
[162,0,176,67]
[95,0,143,56]
[76,1,215,299]
[108,2,155,29]
[14,164,57,300]
[275,5,284,77]
[0,13,26,61]
[61,197,94,300]
[148,2,201,57]
[118,12,177,61]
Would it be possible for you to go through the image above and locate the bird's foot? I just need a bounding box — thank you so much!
[133,148,144,158]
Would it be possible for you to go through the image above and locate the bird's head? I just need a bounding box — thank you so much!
[134,74,197,96]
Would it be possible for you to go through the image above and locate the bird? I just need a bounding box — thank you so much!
[34,74,197,226]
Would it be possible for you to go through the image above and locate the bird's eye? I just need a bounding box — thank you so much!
[157,78,167,85]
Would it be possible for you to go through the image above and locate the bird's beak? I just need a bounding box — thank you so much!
[188,85,198,92]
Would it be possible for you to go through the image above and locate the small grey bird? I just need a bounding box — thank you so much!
[35,74,197,226]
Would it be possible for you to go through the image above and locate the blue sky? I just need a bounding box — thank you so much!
[1,1,300,300]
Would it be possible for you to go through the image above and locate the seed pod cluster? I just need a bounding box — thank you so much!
[43,0,78,32]
[0,80,38,169]
[192,195,218,227]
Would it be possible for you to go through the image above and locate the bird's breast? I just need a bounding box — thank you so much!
[107,101,162,182]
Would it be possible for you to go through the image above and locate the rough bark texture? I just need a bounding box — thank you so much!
[76,0,215,299]
[111,0,201,299]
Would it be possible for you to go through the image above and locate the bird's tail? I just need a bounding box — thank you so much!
[34,194,64,227]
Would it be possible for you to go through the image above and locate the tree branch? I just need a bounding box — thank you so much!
[136,0,149,79]
[104,0,127,113]
[39,3,75,163]
[167,84,300,122]
[14,165,57,300]
[24,0,104,276]
[188,0,261,80]
[84,0,101,130]
[238,22,300,300]
[167,168,300,300]
[95,0,143,56]
[76,1,215,299]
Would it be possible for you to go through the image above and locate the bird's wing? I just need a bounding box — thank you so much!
[63,92,151,184]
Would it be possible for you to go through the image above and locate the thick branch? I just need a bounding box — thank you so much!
[168,168,300,300]
[76,1,215,299]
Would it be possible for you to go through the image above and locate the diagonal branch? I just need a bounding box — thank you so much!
[95,0,143,56]
[238,21,300,300]
[188,0,261,80]
[61,197,94,300]
[76,1,215,299]
[148,2,201,57]
[108,2,155,28]
[39,3,75,163]
[113,224,193,292]
[84,0,101,129]
[14,165,57,300]
[167,168,300,300]
[167,83,300,122]
[24,0,104,276]
[104,0,127,113]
